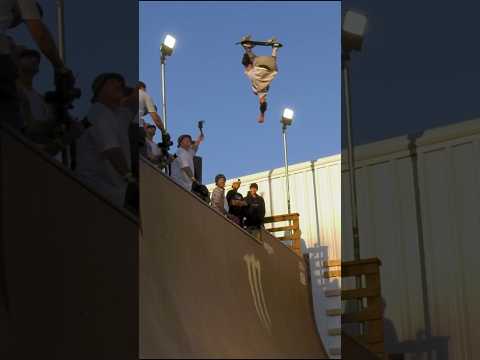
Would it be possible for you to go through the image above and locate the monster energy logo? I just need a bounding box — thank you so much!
[243,254,272,332]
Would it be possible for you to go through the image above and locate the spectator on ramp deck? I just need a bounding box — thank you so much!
[137,81,165,145]
[226,178,248,226]
[171,132,204,191]
[145,124,161,163]
[0,0,74,130]
[211,174,228,216]
[16,48,83,161]
[244,183,266,232]
[75,73,135,209]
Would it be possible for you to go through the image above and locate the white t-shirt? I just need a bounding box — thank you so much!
[171,147,197,191]
[0,0,40,54]
[137,88,156,128]
[146,138,161,160]
[20,87,51,122]
[76,103,131,207]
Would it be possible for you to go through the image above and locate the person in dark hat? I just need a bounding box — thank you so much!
[226,178,248,226]
[75,72,135,209]
[170,130,204,191]
[211,174,227,215]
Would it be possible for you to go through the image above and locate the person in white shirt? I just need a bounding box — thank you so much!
[137,81,164,131]
[171,132,204,191]
[76,73,134,208]
[145,124,162,163]
[16,49,52,124]
[0,0,73,129]
[15,48,83,161]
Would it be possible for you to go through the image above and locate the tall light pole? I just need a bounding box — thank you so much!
[56,0,66,61]
[160,34,176,131]
[281,108,294,215]
[55,0,70,167]
[342,9,368,261]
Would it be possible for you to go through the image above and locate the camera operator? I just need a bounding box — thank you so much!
[145,124,162,163]
[171,132,204,191]
[15,48,82,161]
[0,0,73,129]
[137,81,165,144]
[76,73,135,209]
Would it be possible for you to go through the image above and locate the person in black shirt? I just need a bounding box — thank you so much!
[244,183,266,232]
[226,178,247,226]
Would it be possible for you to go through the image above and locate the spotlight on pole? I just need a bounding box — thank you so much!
[342,9,368,262]
[161,34,176,57]
[281,108,294,128]
[159,34,176,133]
[281,108,294,215]
[342,9,368,53]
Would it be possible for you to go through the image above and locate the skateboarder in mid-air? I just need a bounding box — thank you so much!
[239,35,282,123]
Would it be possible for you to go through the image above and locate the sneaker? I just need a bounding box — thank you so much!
[240,34,252,43]
[265,37,277,45]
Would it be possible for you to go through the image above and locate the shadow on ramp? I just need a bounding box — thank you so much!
[140,159,328,359]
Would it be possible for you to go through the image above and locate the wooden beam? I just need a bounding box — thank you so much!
[341,258,382,267]
[342,304,382,323]
[264,213,299,223]
[342,262,380,277]
[267,225,296,232]
[323,260,341,267]
[328,328,341,336]
[325,289,341,297]
[341,287,380,300]
[326,308,342,316]
[277,236,293,242]
[324,269,341,278]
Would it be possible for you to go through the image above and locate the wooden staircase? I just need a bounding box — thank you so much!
[264,213,302,256]
[324,258,386,359]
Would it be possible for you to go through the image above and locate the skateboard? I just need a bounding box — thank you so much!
[235,39,283,48]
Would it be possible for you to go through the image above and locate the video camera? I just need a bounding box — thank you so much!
[44,70,81,119]
[42,71,82,167]
[156,131,175,171]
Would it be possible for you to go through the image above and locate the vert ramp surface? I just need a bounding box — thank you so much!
[140,159,328,358]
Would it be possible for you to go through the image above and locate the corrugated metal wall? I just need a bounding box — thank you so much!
[342,118,480,359]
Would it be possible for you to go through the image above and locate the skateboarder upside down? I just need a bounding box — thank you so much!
[240,36,281,123]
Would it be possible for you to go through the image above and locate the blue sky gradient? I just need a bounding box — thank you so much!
[140,1,341,183]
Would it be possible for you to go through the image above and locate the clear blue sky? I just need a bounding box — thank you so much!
[140,1,341,183]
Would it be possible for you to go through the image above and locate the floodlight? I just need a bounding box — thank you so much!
[342,10,368,52]
[281,108,294,127]
[161,34,176,56]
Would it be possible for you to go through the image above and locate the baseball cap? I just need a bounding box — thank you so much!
[91,72,125,103]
